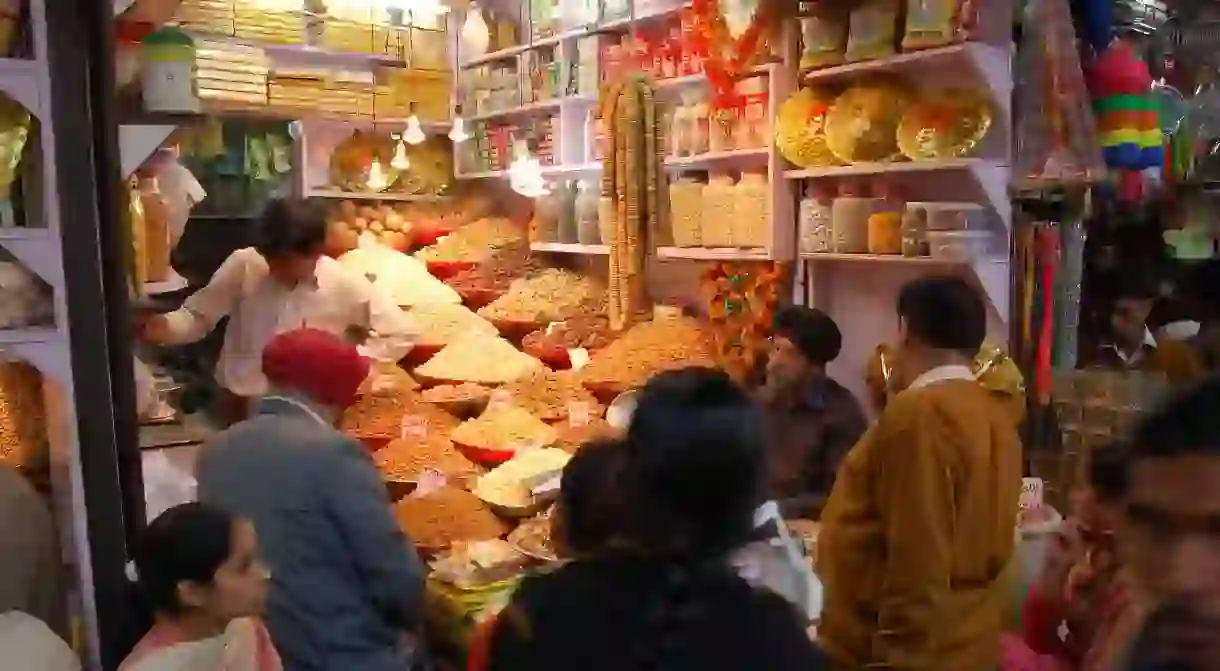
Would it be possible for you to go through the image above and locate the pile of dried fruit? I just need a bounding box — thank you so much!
[445,242,545,293]
[478,269,607,324]
[500,369,599,422]
[522,315,621,353]
[0,361,48,469]
[450,405,558,453]
[373,434,482,483]
[580,317,717,394]
[409,303,497,347]
[325,201,414,255]
[414,331,542,385]
[414,217,522,263]
[341,390,459,440]
[393,485,507,550]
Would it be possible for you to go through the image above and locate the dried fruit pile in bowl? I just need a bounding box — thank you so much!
[414,217,523,263]
[373,434,482,483]
[393,485,508,551]
[500,369,600,422]
[445,242,545,294]
[580,317,718,395]
[409,303,498,347]
[522,315,621,353]
[414,331,543,385]
[341,389,459,441]
[478,269,607,324]
[552,418,620,454]
[451,405,559,453]
[325,201,414,255]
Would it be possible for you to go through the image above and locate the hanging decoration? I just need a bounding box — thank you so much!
[449,105,470,143]
[700,261,788,384]
[690,0,780,109]
[461,2,490,58]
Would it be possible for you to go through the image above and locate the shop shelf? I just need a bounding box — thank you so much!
[0,57,43,119]
[0,326,57,344]
[656,246,770,260]
[120,124,177,178]
[306,189,450,202]
[455,162,602,181]
[801,252,975,264]
[466,98,564,122]
[529,242,609,255]
[664,148,769,169]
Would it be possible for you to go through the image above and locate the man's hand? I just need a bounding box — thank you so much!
[135,314,173,345]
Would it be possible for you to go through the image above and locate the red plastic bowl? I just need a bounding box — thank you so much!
[452,286,503,309]
[426,260,475,280]
[455,441,516,466]
[413,227,454,248]
[523,342,571,370]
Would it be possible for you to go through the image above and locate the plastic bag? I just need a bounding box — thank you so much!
[141,450,197,521]
[133,356,157,418]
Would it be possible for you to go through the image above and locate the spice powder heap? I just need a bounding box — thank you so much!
[373,434,482,483]
[500,369,599,422]
[393,485,508,550]
[581,317,717,393]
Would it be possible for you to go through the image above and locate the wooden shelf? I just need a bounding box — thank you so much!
[306,189,450,202]
[530,242,609,254]
[455,163,602,181]
[785,158,992,180]
[665,148,769,169]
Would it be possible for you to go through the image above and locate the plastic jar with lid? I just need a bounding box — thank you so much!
[867,182,904,255]
[556,182,580,243]
[669,177,704,247]
[901,203,929,257]
[671,100,692,157]
[732,172,770,248]
[799,183,835,254]
[691,98,710,155]
[701,174,736,246]
[830,181,876,254]
[575,179,601,244]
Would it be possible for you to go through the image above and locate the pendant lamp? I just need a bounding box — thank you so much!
[461,2,490,58]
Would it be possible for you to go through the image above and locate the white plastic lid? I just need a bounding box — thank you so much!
[904,202,986,212]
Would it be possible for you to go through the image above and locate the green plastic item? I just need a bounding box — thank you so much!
[142,26,194,61]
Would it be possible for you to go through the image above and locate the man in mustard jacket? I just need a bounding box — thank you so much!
[818,275,1023,670]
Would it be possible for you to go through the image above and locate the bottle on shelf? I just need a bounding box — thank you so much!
[799,183,835,254]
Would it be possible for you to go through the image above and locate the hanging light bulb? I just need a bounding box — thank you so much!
[448,104,470,143]
[391,137,411,171]
[461,1,490,58]
[366,158,389,192]
[403,114,426,145]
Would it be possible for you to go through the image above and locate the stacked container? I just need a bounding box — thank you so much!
[669,178,704,247]
[732,172,770,248]
[701,174,736,246]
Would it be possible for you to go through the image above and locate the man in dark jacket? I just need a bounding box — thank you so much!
[197,328,425,671]
[757,306,867,518]
[1115,376,1220,671]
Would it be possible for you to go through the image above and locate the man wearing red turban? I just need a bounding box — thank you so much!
[197,328,426,671]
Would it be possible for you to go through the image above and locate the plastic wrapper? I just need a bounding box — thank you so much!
[800,7,848,69]
[1012,0,1106,191]
[844,0,900,62]
[142,450,198,521]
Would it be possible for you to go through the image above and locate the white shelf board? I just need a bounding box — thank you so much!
[303,116,451,132]
[0,326,57,344]
[0,227,61,286]
[530,242,609,254]
[657,246,770,260]
[801,252,975,264]
[665,148,769,169]
[306,189,450,202]
[0,57,43,117]
[785,158,990,180]
[120,124,177,177]
[455,163,602,181]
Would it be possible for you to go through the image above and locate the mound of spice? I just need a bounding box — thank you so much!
[445,242,545,293]
[341,390,459,440]
[373,434,482,483]
[552,418,620,454]
[580,317,717,394]
[500,369,600,422]
[393,485,508,551]
[522,315,621,353]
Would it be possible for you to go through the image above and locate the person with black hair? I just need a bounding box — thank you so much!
[139,197,418,426]
[818,275,1023,671]
[485,368,828,671]
[758,306,867,517]
[121,502,280,671]
[1110,376,1220,671]
[1087,274,1202,385]
[551,437,625,559]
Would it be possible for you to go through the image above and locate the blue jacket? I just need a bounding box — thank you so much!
[197,396,424,671]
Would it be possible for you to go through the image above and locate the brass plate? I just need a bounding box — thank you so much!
[824,81,910,164]
[897,88,993,161]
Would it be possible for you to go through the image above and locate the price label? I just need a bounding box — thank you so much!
[488,390,513,412]
[400,414,428,440]
[531,474,562,498]
[410,468,448,497]
[546,321,565,336]
[568,401,592,427]
[567,347,590,371]
[1019,477,1044,510]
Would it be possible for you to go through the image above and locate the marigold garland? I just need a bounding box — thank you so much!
[691,0,780,109]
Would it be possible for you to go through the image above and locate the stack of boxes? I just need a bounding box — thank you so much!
[194,38,269,109]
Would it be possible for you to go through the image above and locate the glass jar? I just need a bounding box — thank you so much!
[575,180,601,244]
[799,184,834,254]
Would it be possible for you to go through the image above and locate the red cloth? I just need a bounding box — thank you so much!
[261,328,372,409]
[1022,584,1070,658]
[466,613,500,671]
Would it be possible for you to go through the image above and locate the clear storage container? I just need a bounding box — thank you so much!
[927,229,995,261]
[669,178,704,247]
[701,174,736,247]
[575,180,601,244]
[831,184,877,254]
[799,184,835,254]
[732,172,770,248]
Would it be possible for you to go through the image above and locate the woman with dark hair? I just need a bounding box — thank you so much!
[551,438,626,559]
[121,502,280,671]
[485,368,827,671]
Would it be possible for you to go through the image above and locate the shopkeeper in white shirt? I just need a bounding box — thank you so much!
[139,197,418,425]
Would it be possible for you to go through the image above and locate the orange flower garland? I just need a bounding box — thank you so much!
[700,261,790,383]
[691,0,781,109]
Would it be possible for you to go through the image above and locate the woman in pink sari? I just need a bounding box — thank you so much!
[121,502,281,671]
